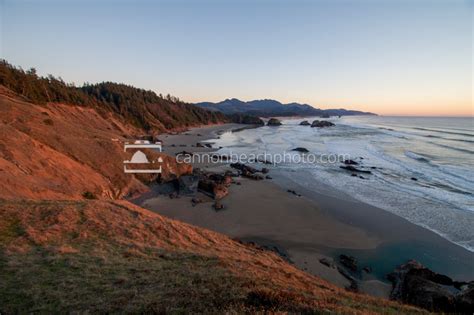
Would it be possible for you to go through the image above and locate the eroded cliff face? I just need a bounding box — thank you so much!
[0,86,191,200]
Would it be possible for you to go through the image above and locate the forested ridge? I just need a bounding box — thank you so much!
[0,60,226,131]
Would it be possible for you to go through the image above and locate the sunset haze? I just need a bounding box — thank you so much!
[1,0,472,116]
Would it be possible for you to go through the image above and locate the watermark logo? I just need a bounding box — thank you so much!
[123,140,163,173]
[175,151,351,165]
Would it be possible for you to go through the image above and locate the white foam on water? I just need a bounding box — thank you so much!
[212,116,474,252]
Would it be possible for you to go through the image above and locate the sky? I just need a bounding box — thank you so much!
[1,0,472,116]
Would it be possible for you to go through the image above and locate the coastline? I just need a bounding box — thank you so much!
[133,123,474,298]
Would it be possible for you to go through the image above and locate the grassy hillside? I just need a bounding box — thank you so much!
[0,199,424,313]
[0,60,227,132]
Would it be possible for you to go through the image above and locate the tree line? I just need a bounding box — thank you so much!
[0,60,226,131]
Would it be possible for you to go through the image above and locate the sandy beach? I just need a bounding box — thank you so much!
[133,123,474,298]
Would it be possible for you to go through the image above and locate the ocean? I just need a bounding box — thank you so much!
[211,116,474,252]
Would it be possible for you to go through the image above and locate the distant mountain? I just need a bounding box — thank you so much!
[195,98,376,117]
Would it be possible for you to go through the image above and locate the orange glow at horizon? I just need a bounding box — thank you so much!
[313,101,474,117]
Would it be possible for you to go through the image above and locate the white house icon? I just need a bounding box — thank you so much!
[126,150,149,164]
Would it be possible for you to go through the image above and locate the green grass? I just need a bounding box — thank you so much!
[0,217,25,246]
[0,247,248,313]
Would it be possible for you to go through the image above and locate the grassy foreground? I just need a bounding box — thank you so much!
[0,199,425,314]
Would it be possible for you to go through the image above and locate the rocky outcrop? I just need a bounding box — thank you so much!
[299,120,311,126]
[388,260,474,313]
[177,175,200,195]
[267,118,282,126]
[311,120,335,128]
[339,254,358,272]
[197,175,231,200]
[230,163,266,180]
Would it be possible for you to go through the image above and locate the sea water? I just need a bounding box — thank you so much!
[211,116,474,252]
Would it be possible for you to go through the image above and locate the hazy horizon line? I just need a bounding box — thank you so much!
[3,59,472,118]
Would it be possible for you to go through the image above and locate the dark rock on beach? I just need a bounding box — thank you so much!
[287,189,301,197]
[178,175,200,195]
[291,147,309,153]
[230,162,265,180]
[340,165,372,174]
[198,178,228,199]
[208,173,233,186]
[311,120,335,128]
[197,172,232,200]
[267,118,282,126]
[299,120,311,126]
[388,260,474,313]
[213,200,225,211]
[343,159,359,165]
[339,254,358,272]
[191,197,203,206]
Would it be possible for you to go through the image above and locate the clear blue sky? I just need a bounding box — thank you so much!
[1,0,472,115]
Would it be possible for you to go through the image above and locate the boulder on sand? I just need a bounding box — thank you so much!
[198,179,228,199]
[299,120,311,126]
[208,173,232,187]
[387,260,474,313]
[311,120,335,128]
[196,172,232,200]
[213,200,225,211]
[267,118,282,126]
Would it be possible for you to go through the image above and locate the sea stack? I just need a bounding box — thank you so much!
[267,118,282,126]
[311,120,335,127]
